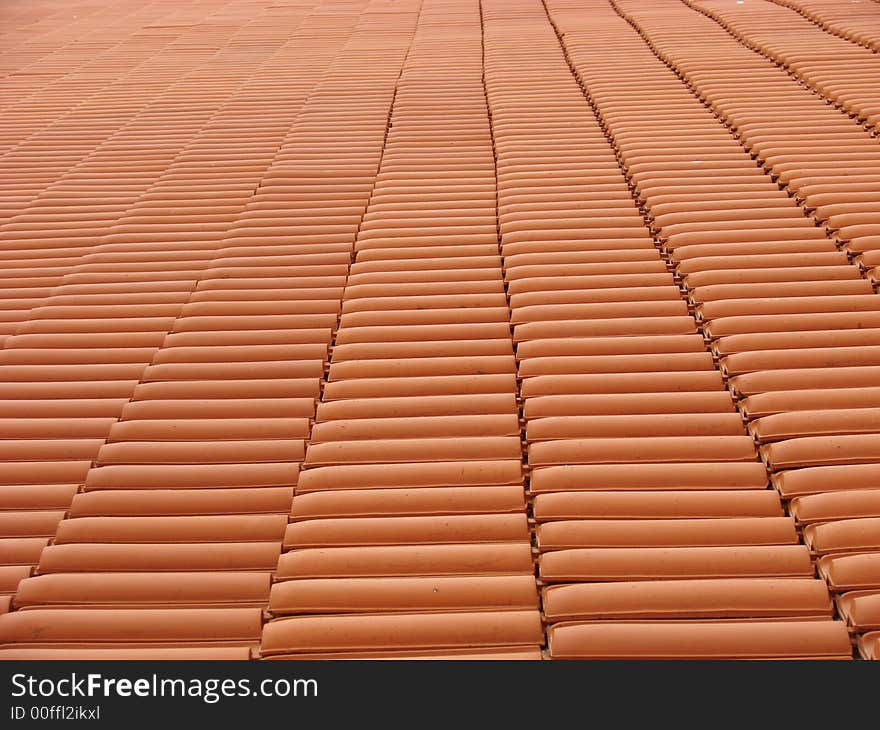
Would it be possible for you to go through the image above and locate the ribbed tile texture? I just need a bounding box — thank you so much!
[1,0,878,660]
[262,0,543,660]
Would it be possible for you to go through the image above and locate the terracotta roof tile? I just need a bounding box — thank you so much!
[3,0,877,659]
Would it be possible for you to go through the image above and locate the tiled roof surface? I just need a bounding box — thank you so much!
[0,0,878,660]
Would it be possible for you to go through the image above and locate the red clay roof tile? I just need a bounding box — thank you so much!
[3,0,875,659]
